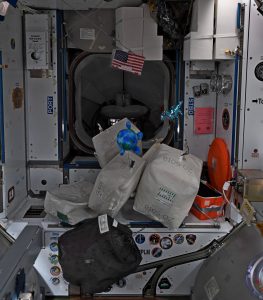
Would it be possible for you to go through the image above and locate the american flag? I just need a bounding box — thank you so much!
[111,49,145,76]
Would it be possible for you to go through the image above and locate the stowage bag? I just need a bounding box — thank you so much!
[133,144,203,229]
[92,118,142,168]
[89,151,145,217]
[44,181,97,225]
[58,215,142,294]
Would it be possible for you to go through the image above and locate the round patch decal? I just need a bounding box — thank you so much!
[50,242,58,252]
[149,234,160,245]
[135,234,145,244]
[222,108,230,130]
[12,87,23,109]
[152,247,162,258]
[51,277,60,285]
[255,62,263,81]
[49,254,59,265]
[174,234,184,244]
[160,237,173,250]
[186,234,197,245]
[50,266,61,276]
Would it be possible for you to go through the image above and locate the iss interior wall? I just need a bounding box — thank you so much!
[29,167,63,194]
[239,1,263,169]
[183,62,217,162]
[237,0,250,169]
[184,61,237,163]
[0,7,27,218]
[25,12,59,162]
[216,61,236,162]
[214,0,240,60]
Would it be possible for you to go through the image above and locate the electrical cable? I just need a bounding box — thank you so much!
[222,181,241,216]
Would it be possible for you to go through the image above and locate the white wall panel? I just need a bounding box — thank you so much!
[183,63,216,161]
[0,6,27,218]
[216,61,235,161]
[25,12,59,162]
[241,2,263,169]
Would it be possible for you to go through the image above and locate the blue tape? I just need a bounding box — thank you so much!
[237,3,241,30]
[231,54,239,165]
[0,51,5,163]
[7,0,18,7]
[63,49,68,141]
[174,49,180,142]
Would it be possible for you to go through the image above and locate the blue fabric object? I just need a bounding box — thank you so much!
[0,15,5,21]
[7,0,18,7]
[161,101,183,121]
[117,121,143,156]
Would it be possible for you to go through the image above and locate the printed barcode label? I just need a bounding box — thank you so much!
[98,214,109,234]
[155,186,176,207]
[80,28,95,40]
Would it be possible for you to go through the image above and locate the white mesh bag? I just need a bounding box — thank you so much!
[133,144,203,229]
[89,151,145,217]
[44,181,97,225]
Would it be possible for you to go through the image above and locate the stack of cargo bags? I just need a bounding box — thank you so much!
[44,118,203,229]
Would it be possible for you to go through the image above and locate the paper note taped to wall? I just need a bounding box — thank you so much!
[80,28,95,40]
[194,107,214,134]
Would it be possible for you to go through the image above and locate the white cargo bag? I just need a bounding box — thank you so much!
[92,118,142,168]
[44,181,97,225]
[89,152,145,217]
[133,144,203,229]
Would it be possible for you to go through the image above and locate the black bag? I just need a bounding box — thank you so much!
[58,215,142,294]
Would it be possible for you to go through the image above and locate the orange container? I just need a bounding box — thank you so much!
[191,182,225,220]
[191,138,231,220]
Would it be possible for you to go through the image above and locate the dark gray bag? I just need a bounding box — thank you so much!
[58,216,142,294]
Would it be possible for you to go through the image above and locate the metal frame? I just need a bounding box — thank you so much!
[35,219,232,297]
[0,226,42,299]
[68,51,176,156]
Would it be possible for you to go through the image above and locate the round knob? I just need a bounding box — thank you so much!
[31,51,41,61]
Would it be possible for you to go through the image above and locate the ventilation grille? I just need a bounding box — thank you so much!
[24,206,46,218]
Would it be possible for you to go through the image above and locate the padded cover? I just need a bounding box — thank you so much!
[58,216,142,294]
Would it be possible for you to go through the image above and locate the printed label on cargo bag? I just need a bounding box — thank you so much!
[98,214,109,234]
[155,186,176,207]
